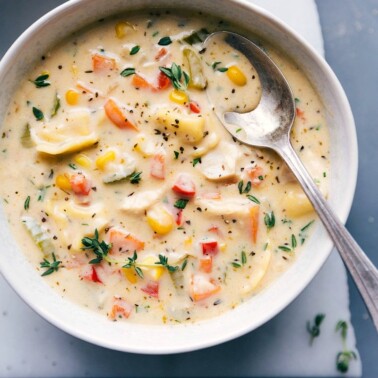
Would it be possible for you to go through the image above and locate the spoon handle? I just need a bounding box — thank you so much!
[277,140,378,331]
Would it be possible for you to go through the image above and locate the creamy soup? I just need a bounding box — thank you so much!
[0,11,329,324]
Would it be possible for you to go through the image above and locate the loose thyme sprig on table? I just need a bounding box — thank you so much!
[335,320,357,373]
[306,313,325,345]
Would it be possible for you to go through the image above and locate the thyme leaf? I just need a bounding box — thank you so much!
[82,229,111,264]
[40,253,62,276]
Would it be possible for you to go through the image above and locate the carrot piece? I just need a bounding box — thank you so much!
[108,297,132,320]
[109,228,145,254]
[189,101,201,114]
[92,54,117,72]
[104,98,138,131]
[247,166,264,187]
[191,275,220,301]
[69,173,91,195]
[155,47,168,61]
[199,256,212,273]
[296,107,306,121]
[131,74,154,89]
[250,205,260,244]
[157,71,171,90]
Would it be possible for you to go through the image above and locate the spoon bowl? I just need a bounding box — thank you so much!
[205,31,378,331]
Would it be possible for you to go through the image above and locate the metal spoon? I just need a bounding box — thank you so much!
[204,31,378,330]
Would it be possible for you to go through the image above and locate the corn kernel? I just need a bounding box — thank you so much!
[123,268,138,284]
[55,174,72,191]
[146,204,174,235]
[74,153,92,168]
[133,134,154,157]
[96,150,116,170]
[169,89,189,105]
[65,89,80,105]
[115,21,134,38]
[219,242,227,251]
[140,256,164,281]
[226,65,247,86]
[184,237,193,248]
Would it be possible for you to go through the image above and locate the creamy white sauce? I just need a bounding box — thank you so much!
[0,12,329,324]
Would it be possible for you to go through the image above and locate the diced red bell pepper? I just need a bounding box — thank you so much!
[200,240,219,256]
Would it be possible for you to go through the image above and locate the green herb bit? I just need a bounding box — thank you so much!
[129,171,142,184]
[212,61,221,70]
[37,186,49,202]
[231,261,242,268]
[294,97,300,103]
[31,74,50,88]
[291,234,297,249]
[33,107,44,121]
[158,36,172,46]
[120,67,136,77]
[40,253,62,276]
[238,180,252,194]
[24,196,31,210]
[183,28,209,45]
[264,211,275,230]
[246,194,260,204]
[130,45,141,55]
[301,220,315,232]
[241,251,247,265]
[68,163,77,170]
[335,320,357,372]
[50,93,61,118]
[21,123,34,148]
[192,157,201,167]
[306,313,325,345]
[82,229,111,264]
[152,31,159,37]
[123,251,144,278]
[159,63,190,91]
[173,151,179,159]
[217,67,228,73]
[278,245,292,252]
[174,198,189,209]
[155,254,179,272]
[181,258,188,271]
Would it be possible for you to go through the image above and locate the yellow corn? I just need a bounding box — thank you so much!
[146,204,174,235]
[65,89,80,105]
[123,268,138,284]
[115,21,134,38]
[219,242,227,252]
[55,174,72,191]
[96,150,116,170]
[140,256,164,281]
[74,153,92,168]
[226,65,247,86]
[184,237,193,248]
[169,89,189,105]
[71,64,78,78]
[133,134,154,157]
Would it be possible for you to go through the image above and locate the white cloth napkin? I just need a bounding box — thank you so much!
[0,0,361,376]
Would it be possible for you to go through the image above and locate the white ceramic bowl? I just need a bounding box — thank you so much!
[0,0,357,354]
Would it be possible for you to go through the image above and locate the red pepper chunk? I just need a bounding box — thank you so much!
[141,281,159,298]
[200,240,219,256]
[172,174,196,197]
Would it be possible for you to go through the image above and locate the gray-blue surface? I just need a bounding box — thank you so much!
[0,0,377,376]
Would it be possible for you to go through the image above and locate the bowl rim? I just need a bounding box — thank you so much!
[0,0,358,354]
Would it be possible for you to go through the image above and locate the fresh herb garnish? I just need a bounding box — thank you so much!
[24,196,31,210]
[50,93,60,118]
[155,254,179,272]
[335,320,357,373]
[40,253,62,276]
[217,67,228,72]
[238,180,252,194]
[291,234,297,249]
[173,151,179,159]
[122,251,144,278]
[82,229,111,264]
[183,28,209,45]
[212,61,221,70]
[129,171,142,184]
[247,194,260,204]
[159,63,190,91]
[174,198,189,209]
[192,157,202,167]
[264,211,275,230]
[37,186,49,201]
[278,245,292,252]
[120,67,136,77]
[241,251,247,265]
[31,74,50,88]
[301,220,315,232]
[130,45,140,55]
[181,258,188,271]
[158,36,172,46]
[68,163,77,170]
[33,107,44,121]
[232,251,247,268]
[306,313,325,345]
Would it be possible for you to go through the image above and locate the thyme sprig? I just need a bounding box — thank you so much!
[155,254,179,272]
[123,251,144,278]
[159,63,190,91]
[82,229,111,264]
[335,320,357,373]
[40,253,62,276]
[30,74,50,88]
